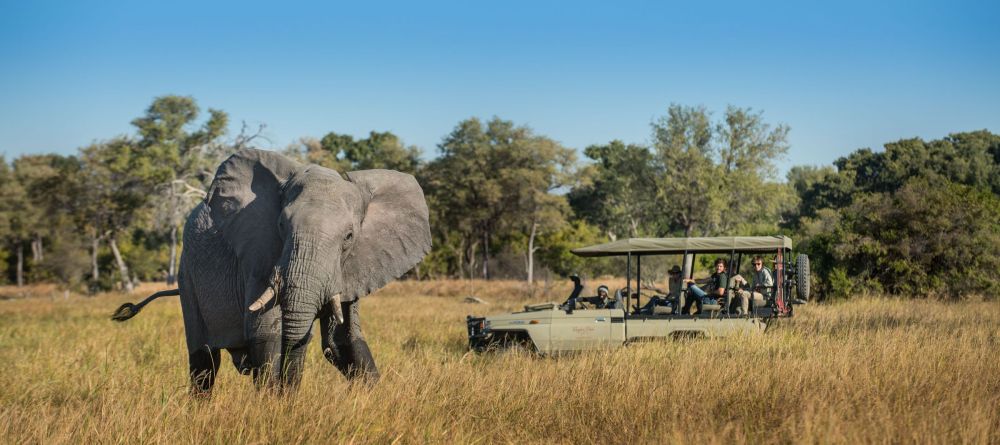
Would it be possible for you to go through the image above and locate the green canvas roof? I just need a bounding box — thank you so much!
[571,236,793,257]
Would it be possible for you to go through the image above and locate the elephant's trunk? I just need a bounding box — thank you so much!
[278,235,341,387]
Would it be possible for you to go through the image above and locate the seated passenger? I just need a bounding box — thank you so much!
[638,265,683,314]
[578,285,613,309]
[682,258,727,315]
[734,256,773,315]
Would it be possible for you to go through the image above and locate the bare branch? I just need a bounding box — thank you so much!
[233,121,269,150]
[173,180,207,198]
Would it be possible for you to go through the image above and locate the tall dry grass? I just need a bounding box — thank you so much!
[0,280,998,444]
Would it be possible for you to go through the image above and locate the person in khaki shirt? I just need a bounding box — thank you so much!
[638,265,683,314]
[734,256,774,315]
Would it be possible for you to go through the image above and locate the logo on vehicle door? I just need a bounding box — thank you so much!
[572,326,596,335]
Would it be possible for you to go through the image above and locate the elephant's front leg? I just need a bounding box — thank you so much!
[320,299,379,382]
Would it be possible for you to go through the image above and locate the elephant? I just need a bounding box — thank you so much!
[112,148,431,394]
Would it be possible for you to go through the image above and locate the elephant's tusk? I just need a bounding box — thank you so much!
[331,293,344,325]
[249,286,275,312]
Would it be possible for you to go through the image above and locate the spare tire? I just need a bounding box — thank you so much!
[796,254,811,300]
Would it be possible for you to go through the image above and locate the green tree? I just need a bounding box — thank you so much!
[833,179,1000,299]
[786,131,1000,299]
[78,138,164,293]
[650,104,791,236]
[131,95,230,284]
[422,117,574,280]
[0,157,30,286]
[651,104,718,237]
[504,136,576,283]
[302,130,421,173]
[712,106,792,234]
[568,141,658,239]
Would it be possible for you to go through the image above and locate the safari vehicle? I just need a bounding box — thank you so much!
[466,236,810,354]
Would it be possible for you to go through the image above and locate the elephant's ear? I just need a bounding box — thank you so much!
[205,149,301,274]
[342,169,431,300]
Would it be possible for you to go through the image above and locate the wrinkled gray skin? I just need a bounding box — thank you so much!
[179,149,430,394]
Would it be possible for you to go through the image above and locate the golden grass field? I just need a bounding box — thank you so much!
[1,280,998,444]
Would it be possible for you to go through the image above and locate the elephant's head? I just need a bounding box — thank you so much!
[204,148,430,383]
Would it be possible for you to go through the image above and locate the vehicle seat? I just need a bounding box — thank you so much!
[701,300,722,316]
[652,305,673,315]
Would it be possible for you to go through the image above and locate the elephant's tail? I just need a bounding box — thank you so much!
[111,289,181,322]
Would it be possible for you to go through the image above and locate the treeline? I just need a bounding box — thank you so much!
[1,96,998,299]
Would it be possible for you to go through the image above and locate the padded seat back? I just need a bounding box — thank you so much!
[652,305,673,315]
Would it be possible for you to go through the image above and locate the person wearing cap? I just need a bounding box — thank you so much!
[592,285,612,308]
[638,265,683,314]
[577,284,615,309]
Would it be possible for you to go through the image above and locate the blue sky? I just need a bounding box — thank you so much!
[1,0,997,175]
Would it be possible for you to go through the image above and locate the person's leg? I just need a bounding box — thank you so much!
[738,290,750,315]
[688,285,706,299]
[639,297,656,313]
[751,291,765,313]
[686,285,706,314]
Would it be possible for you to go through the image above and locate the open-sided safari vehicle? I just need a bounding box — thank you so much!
[466,236,809,354]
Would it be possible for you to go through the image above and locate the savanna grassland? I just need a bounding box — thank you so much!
[1,280,998,444]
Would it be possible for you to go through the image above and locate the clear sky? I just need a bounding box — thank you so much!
[1,0,997,175]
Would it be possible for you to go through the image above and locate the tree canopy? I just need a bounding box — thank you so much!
[2,95,997,301]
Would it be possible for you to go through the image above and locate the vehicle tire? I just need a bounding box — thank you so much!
[796,254,810,301]
[491,331,536,355]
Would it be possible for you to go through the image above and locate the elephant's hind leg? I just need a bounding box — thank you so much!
[189,346,221,396]
[320,300,379,383]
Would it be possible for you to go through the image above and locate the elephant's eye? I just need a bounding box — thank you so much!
[344,231,353,244]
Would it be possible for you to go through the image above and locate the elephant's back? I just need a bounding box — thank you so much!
[180,203,246,348]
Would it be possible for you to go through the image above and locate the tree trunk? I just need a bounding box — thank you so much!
[481,228,489,280]
[91,236,100,283]
[466,241,478,281]
[526,222,537,284]
[167,224,178,285]
[108,235,134,294]
[457,242,465,280]
[15,240,24,287]
[31,234,43,262]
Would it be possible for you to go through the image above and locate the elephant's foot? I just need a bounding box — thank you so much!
[346,338,380,383]
[189,347,221,397]
[227,347,253,375]
[323,338,379,384]
[320,300,379,385]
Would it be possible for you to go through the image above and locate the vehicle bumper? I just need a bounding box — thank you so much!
[466,316,492,351]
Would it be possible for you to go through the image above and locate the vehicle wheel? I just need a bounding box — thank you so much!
[796,254,810,300]
[491,332,535,355]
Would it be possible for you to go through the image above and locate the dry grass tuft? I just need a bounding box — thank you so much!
[1,280,998,443]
